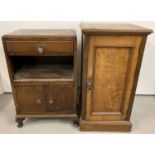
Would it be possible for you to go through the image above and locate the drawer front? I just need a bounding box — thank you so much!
[45,83,75,113]
[15,84,45,114]
[6,41,73,55]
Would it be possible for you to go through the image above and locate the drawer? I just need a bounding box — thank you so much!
[15,84,45,114]
[45,83,75,113]
[6,40,73,55]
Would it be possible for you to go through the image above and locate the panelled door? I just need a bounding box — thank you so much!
[45,82,75,113]
[15,84,45,114]
[84,35,142,121]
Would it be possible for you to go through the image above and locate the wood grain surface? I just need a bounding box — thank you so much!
[80,23,152,131]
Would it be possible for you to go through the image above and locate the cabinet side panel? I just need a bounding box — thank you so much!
[126,36,146,120]
[81,34,90,119]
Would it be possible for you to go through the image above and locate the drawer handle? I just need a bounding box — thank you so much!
[37,46,44,54]
[49,98,54,105]
[36,99,42,104]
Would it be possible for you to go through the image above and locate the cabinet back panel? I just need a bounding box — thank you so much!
[10,56,73,73]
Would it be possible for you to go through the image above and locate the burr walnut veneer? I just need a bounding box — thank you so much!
[2,29,78,127]
[80,23,152,131]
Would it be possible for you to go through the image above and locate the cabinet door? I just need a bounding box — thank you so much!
[15,84,45,114]
[45,83,75,113]
[83,35,142,121]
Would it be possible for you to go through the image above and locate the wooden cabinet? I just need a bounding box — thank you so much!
[2,29,78,127]
[80,23,152,131]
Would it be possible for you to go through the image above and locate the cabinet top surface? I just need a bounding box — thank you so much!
[3,29,76,39]
[81,23,153,34]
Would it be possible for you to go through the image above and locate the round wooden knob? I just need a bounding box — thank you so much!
[37,99,42,104]
[37,46,44,54]
[49,99,54,105]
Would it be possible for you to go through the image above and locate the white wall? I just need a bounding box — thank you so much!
[0,21,154,94]
[0,73,3,94]
[131,22,155,94]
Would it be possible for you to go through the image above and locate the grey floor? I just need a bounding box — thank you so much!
[0,94,155,134]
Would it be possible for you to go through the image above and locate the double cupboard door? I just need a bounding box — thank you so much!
[15,82,75,115]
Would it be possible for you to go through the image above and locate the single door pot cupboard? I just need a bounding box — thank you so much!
[80,23,153,132]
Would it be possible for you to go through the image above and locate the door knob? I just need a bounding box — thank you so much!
[36,99,42,104]
[37,46,44,54]
[49,98,54,105]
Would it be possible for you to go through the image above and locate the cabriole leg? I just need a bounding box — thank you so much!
[15,117,25,128]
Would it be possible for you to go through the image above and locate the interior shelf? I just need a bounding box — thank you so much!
[14,64,74,82]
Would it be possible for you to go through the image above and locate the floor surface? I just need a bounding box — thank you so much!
[0,94,155,134]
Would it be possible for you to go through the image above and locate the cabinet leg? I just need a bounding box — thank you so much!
[15,117,25,128]
[73,119,79,127]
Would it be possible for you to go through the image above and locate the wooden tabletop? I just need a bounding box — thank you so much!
[80,23,153,35]
[3,29,76,39]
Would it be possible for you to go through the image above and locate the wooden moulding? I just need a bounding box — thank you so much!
[80,23,153,35]
[16,114,77,118]
[80,120,132,132]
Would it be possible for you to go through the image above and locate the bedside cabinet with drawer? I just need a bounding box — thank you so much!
[2,29,78,127]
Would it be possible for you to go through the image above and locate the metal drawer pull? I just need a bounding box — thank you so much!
[37,46,44,54]
[49,98,54,105]
[37,99,42,104]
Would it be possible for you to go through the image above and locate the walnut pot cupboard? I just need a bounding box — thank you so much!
[80,23,153,131]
